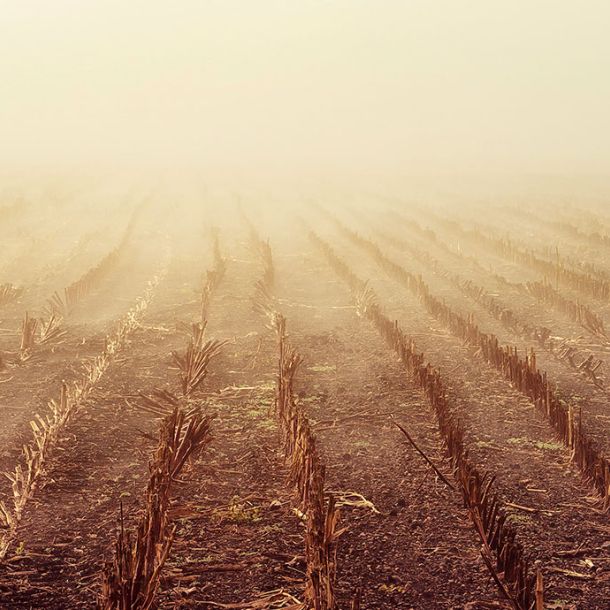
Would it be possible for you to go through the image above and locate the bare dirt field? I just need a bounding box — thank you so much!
[0,200,609,609]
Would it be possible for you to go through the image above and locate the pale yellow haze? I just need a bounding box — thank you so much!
[1,1,609,178]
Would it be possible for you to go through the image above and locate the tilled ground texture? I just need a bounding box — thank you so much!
[0,202,608,610]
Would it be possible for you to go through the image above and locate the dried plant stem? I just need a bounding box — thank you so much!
[172,322,226,396]
[98,407,213,610]
[19,312,38,361]
[0,283,23,307]
[535,568,544,610]
[392,421,455,490]
[201,228,226,323]
[17,311,66,363]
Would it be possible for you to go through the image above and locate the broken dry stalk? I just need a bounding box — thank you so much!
[393,420,455,490]
[19,312,38,361]
[201,228,227,323]
[535,568,544,610]
[172,322,225,396]
[39,313,66,345]
[0,283,23,307]
[98,407,213,610]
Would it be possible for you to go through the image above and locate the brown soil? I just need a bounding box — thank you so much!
[0,211,608,610]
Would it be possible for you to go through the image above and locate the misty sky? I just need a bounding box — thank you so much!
[1,1,609,178]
